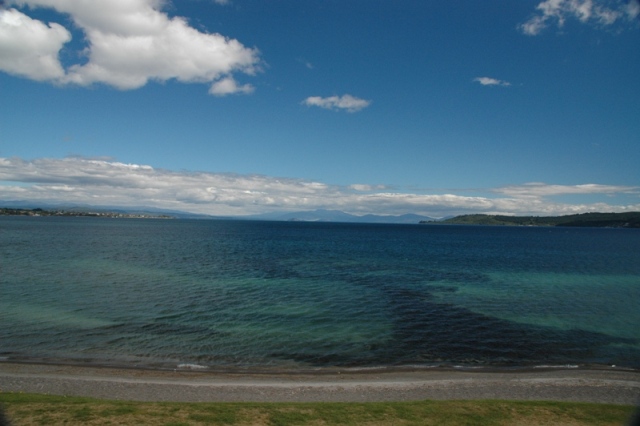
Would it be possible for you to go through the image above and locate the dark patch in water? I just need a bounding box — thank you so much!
[378,282,637,366]
[271,282,639,368]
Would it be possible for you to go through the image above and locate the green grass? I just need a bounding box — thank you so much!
[0,392,635,425]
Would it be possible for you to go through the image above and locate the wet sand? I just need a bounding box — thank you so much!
[1,362,639,404]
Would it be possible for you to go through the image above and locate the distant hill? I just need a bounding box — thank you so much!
[424,212,640,228]
[245,209,438,224]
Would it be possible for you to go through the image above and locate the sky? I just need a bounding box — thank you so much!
[1,0,639,218]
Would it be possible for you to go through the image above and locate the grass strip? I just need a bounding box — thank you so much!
[0,392,635,425]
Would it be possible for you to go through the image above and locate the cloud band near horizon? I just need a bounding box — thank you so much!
[1,157,638,217]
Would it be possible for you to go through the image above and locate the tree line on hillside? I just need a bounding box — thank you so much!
[421,212,640,228]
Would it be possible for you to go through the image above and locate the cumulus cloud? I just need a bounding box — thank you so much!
[474,77,511,87]
[520,0,640,35]
[0,0,260,94]
[303,94,371,113]
[0,8,70,80]
[1,157,639,217]
[209,76,254,96]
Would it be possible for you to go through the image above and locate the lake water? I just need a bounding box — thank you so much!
[1,216,639,371]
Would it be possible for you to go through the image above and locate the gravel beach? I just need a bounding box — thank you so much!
[1,362,639,405]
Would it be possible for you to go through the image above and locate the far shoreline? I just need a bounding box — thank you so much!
[1,361,639,405]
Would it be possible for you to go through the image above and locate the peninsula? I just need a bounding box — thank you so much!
[422,212,640,228]
[0,207,174,219]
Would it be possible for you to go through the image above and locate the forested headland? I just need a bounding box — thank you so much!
[422,212,640,228]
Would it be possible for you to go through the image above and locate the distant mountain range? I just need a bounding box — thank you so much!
[4,201,638,227]
[0,202,439,224]
[243,209,439,224]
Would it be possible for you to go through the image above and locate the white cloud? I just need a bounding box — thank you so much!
[0,0,260,94]
[0,8,71,80]
[209,76,254,96]
[349,184,388,192]
[628,0,640,19]
[1,157,639,217]
[474,76,511,87]
[303,94,371,113]
[520,0,639,35]
[493,182,637,198]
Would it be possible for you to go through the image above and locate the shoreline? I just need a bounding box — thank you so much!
[4,354,638,375]
[1,361,639,404]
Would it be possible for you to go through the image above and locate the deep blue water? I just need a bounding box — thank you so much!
[1,216,639,371]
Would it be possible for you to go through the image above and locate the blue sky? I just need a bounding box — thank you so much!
[1,0,639,217]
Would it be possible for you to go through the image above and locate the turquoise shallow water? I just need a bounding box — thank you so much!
[1,217,639,370]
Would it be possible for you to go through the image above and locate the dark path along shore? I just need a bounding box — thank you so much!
[1,363,639,405]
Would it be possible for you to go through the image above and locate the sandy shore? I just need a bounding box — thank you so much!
[1,362,639,405]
